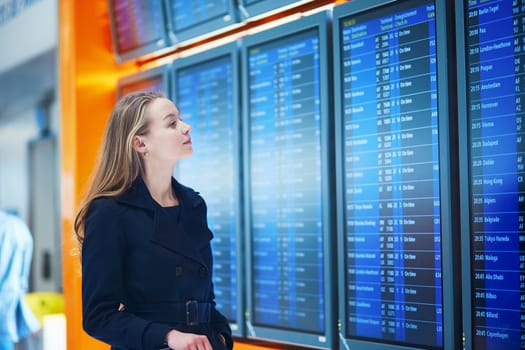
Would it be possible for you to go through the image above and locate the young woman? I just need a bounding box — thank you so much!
[74,92,232,350]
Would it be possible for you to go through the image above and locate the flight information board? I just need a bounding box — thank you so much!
[165,0,237,43]
[243,11,333,349]
[172,44,241,332]
[464,0,525,348]
[334,0,444,348]
[117,66,169,99]
[109,0,168,61]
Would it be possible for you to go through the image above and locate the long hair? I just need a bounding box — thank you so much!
[73,91,164,251]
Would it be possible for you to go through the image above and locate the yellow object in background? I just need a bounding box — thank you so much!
[25,292,64,325]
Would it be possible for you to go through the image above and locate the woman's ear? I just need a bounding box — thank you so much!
[132,135,147,154]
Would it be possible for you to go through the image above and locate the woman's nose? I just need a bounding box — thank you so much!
[182,121,192,134]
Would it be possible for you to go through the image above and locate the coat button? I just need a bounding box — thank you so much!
[199,266,208,277]
[175,266,183,277]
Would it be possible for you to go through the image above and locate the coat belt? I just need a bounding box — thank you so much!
[128,300,211,326]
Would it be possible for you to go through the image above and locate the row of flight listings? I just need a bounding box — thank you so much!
[111,0,523,349]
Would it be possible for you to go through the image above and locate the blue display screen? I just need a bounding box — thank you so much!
[168,0,231,32]
[247,28,325,333]
[467,1,524,348]
[111,0,166,53]
[175,55,238,322]
[339,0,443,348]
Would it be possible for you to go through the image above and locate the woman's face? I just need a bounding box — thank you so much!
[141,97,193,163]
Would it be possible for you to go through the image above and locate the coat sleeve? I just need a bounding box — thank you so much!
[198,195,233,349]
[210,288,233,350]
[82,199,171,350]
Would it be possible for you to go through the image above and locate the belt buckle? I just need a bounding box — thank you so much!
[186,300,199,326]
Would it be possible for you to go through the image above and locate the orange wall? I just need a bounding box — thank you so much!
[59,1,342,349]
[60,0,135,349]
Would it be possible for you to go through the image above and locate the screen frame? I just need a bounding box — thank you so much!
[455,2,473,348]
[108,0,171,63]
[237,0,313,21]
[333,0,461,349]
[163,0,239,45]
[116,64,171,100]
[241,10,335,349]
[170,41,244,337]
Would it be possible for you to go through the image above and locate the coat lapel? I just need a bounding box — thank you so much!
[117,178,213,265]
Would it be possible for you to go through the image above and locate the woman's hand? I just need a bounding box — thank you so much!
[165,329,212,350]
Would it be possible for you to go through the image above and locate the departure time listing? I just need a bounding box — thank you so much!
[468,0,525,348]
[340,1,443,348]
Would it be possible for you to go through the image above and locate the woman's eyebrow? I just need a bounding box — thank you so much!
[162,112,178,120]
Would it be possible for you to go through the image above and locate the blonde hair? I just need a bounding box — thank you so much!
[73,91,164,250]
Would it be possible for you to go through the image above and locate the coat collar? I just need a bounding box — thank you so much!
[117,177,203,211]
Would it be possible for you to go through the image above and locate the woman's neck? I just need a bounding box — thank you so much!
[142,174,179,207]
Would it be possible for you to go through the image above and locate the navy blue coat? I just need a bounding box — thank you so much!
[81,178,232,350]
